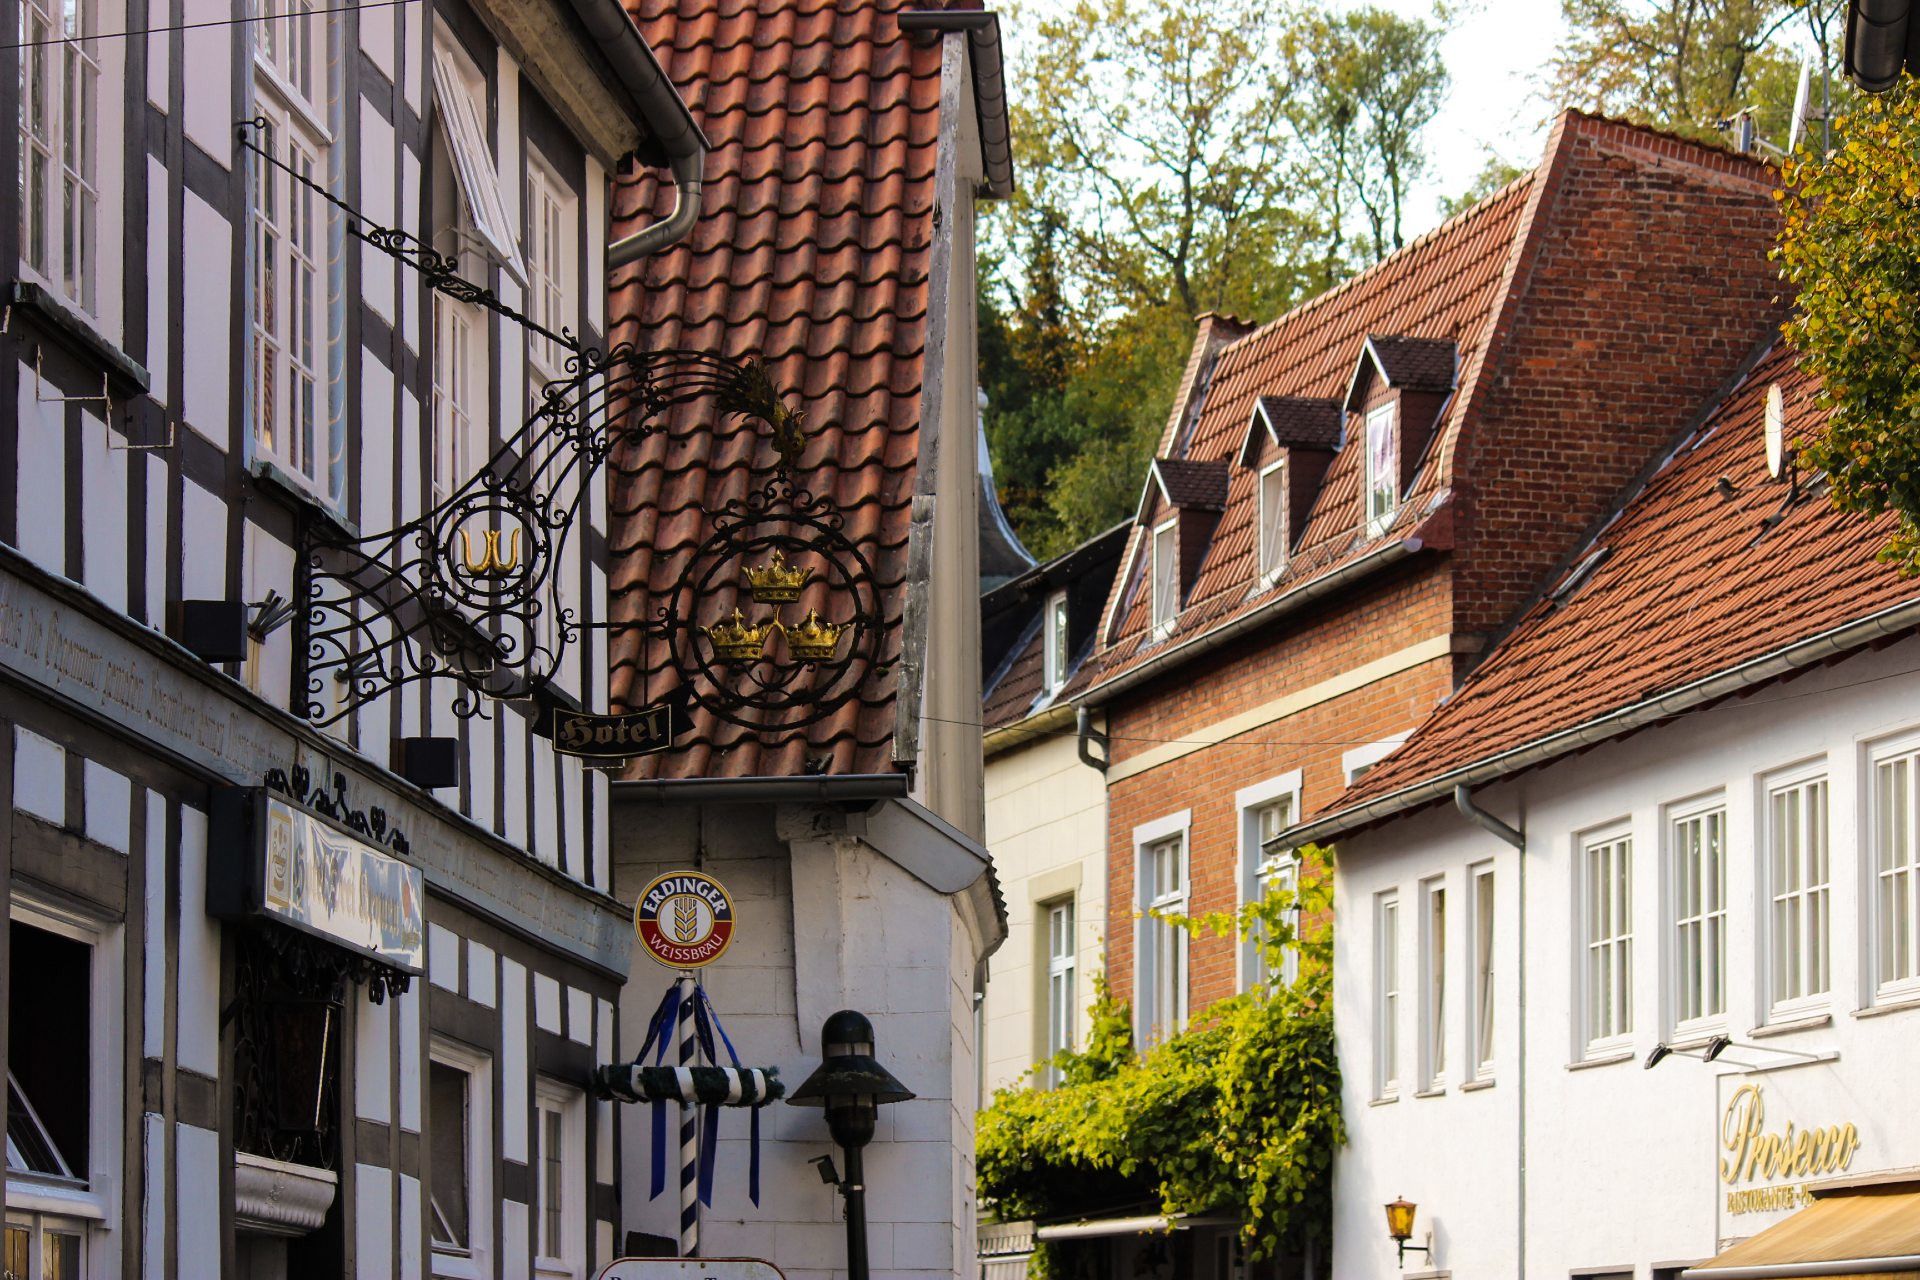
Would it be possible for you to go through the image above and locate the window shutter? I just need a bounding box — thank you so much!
[431,48,529,284]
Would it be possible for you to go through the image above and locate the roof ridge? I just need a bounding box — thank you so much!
[1560,106,1779,175]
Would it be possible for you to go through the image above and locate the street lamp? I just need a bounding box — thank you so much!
[789,1011,914,1280]
[1384,1197,1430,1268]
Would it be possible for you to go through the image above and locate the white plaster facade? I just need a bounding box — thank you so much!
[1332,638,1920,1279]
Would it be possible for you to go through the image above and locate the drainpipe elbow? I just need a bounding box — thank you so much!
[608,150,706,267]
[1075,706,1109,774]
[1454,784,1523,850]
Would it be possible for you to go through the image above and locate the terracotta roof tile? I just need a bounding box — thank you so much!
[982,618,1046,731]
[1325,346,1919,819]
[606,0,947,778]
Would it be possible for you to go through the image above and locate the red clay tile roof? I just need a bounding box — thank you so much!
[1300,345,1920,837]
[982,616,1046,731]
[1151,458,1231,512]
[606,0,951,778]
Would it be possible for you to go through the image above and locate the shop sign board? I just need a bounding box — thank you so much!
[598,1261,783,1280]
[634,871,736,969]
[211,789,426,974]
[538,686,689,760]
[1713,1073,1864,1244]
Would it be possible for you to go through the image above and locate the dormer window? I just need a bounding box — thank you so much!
[1365,401,1398,534]
[1258,460,1288,580]
[1151,519,1178,635]
[1043,589,1070,693]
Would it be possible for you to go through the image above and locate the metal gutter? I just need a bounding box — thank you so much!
[1077,534,1429,707]
[895,9,1014,198]
[1846,0,1915,93]
[571,0,711,265]
[982,701,1076,758]
[1281,595,1920,849]
[611,774,910,803]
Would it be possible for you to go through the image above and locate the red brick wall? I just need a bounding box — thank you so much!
[1104,567,1455,1012]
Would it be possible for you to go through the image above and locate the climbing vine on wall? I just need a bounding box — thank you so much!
[1778,84,1920,572]
[976,856,1344,1272]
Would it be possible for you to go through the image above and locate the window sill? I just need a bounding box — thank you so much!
[6,280,151,396]
[1368,1092,1399,1107]
[1854,993,1920,1020]
[1751,1011,1832,1038]
[1667,1026,1728,1052]
[249,459,360,540]
[5,1181,109,1222]
[1412,1085,1446,1099]
[1566,1049,1634,1072]
[431,1251,485,1280]
[1459,1076,1495,1092]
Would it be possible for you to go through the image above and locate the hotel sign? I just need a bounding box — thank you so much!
[211,789,426,974]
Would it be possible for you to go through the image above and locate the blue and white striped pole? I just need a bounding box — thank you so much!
[677,973,699,1258]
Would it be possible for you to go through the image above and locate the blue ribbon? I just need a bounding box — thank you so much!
[631,982,684,1201]
[630,980,765,1207]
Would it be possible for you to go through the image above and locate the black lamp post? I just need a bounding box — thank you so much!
[788,1010,914,1280]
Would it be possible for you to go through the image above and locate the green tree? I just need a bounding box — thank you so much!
[1778,84,1920,572]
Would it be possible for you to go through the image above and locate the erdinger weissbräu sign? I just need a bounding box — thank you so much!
[634,871,735,969]
[210,788,426,974]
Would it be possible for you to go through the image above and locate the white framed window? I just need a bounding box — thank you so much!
[1135,812,1190,1046]
[1342,731,1410,787]
[1257,460,1287,580]
[1042,589,1071,694]
[1236,773,1301,991]
[1364,401,1397,533]
[1581,829,1634,1053]
[534,1079,586,1280]
[18,0,100,315]
[429,1040,493,1280]
[430,39,526,281]
[1668,798,1727,1031]
[250,3,341,504]
[525,152,578,395]
[1042,898,1076,1086]
[1764,767,1830,1016]
[1870,735,1920,999]
[6,896,123,1280]
[1149,519,1178,636]
[1374,890,1400,1099]
[1418,877,1446,1091]
[1468,861,1495,1081]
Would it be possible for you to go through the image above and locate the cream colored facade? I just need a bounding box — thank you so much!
[981,715,1109,1095]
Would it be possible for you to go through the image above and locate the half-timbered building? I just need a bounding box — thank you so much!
[0,0,701,1276]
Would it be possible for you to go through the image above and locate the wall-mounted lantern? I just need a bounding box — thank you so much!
[1384,1197,1430,1269]
[789,1011,913,1280]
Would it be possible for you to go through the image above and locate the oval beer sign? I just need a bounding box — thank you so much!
[635,871,736,969]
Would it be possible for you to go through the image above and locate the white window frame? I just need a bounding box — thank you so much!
[1468,860,1496,1082]
[1364,401,1398,534]
[428,1038,494,1280]
[428,36,497,509]
[1342,731,1410,787]
[1666,795,1728,1036]
[1761,762,1830,1020]
[1868,731,1920,1002]
[1235,772,1302,991]
[1149,518,1178,638]
[1374,890,1400,1100]
[1579,827,1634,1056]
[524,151,578,396]
[1257,459,1288,582]
[429,38,527,282]
[249,4,342,506]
[1134,811,1191,1047]
[1042,589,1070,695]
[533,1077,586,1280]
[1417,875,1447,1092]
[17,0,101,317]
[5,895,124,1280]
[1042,897,1077,1087]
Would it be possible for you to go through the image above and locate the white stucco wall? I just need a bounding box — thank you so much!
[980,729,1108,1096]
[1334,637,1920,1279]
[612,799,990,1279]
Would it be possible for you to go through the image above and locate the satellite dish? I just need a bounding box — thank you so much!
[1788,56,1813,153]
[1765,382,1786,478]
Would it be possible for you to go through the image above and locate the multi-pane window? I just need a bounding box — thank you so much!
[1043,590,1070,694]
[1257,460,1287,579]
[1469,862,1495,1080]
[525,155,577,394]
[1419,879,1446,1090]
[429,1043,491,1279]
[1583,832,1633,1049]
[1767,773,1830,1011]
[1138,831,1188,1045]
[1872,743,1920,994]
[18,0,99,314]
[250,3,339,501]
[1246,794,1299,989]
[534,1081,583,1279]
[1364,402,1397,532]
[432,294,481,505]
[1150,520,1178,633]
[1671,803,1727,1027]
[1043,898,1076,1086]
[1374,891,1400,1098]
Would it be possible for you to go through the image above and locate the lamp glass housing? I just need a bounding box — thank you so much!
[1384,1197,1417,1242]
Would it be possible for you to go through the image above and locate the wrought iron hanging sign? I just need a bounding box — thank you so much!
[237,121,884,749]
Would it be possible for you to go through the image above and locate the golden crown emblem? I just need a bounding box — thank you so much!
[782,610,847,661]
[704,609,773,662]
[743,549,812,603]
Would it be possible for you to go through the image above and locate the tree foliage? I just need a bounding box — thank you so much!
[1778,84,1920,572]
[975,860,1345,1269]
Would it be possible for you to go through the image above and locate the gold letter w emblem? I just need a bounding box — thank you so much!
[458,527,521,577]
